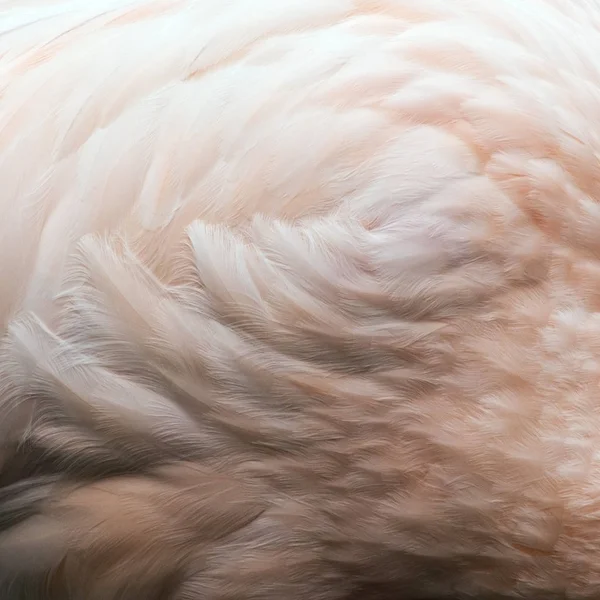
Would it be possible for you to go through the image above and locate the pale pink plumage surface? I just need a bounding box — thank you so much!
[0,0,599,598]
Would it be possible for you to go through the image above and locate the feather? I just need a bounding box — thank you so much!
[0,0,600,598]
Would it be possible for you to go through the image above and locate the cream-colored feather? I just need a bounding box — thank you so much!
[0,0,600,598]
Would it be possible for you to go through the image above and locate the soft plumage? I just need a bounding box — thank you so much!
[0,0,599,598]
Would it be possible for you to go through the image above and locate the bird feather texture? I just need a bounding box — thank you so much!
[0,0,599,598]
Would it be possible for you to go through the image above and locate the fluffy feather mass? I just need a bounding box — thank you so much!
[0,0,599,598]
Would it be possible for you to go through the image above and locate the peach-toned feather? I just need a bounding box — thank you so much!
[0,0,599,598]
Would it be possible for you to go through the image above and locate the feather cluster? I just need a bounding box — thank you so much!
[1,0,600,598]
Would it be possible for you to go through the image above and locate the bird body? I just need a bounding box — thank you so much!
[1,0,600,598]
